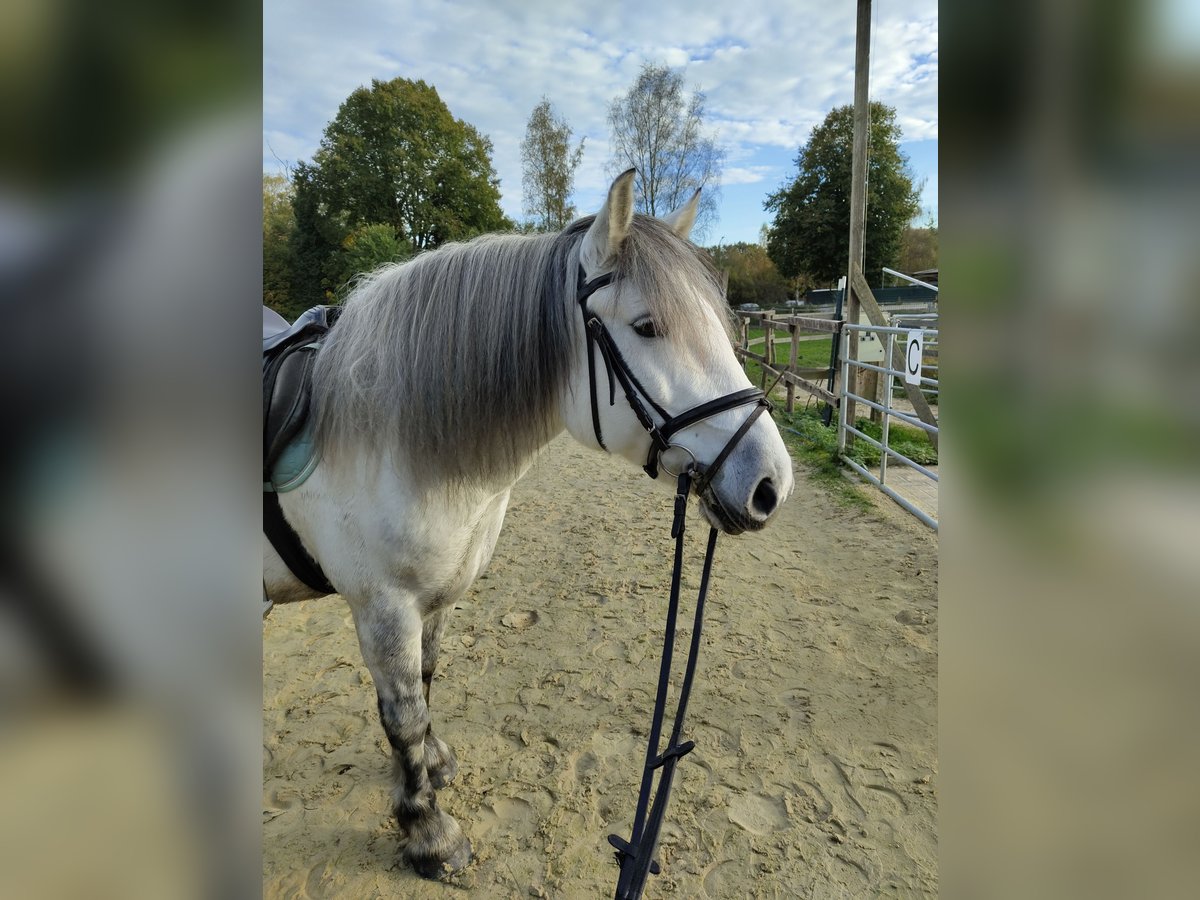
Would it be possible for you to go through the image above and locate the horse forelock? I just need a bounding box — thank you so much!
[614,215,735,344]
[311,216,733,487]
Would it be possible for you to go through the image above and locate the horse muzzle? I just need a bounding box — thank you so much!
[692,435,792,535]
[696,477,779,535]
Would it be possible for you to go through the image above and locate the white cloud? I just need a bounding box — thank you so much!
[722,165,778,186]
[264,0,937,240]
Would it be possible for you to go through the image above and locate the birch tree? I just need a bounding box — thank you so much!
[520,98,585,231]
[607,63,723,238]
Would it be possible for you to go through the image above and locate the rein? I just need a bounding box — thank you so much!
[608,468,717,900]
[575,265,768,898]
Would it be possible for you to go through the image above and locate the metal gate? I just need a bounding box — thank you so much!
[837,321,939,529]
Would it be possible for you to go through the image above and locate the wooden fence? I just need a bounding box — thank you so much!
[732,310,839,410]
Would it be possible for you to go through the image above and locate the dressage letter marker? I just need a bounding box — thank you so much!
[905,330,923,385]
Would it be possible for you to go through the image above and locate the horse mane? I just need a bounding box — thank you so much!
[311,214,733,487]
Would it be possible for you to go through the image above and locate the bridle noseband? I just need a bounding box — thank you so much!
[576,265,770,494]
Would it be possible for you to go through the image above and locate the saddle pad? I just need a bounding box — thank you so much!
[265,417,318,493]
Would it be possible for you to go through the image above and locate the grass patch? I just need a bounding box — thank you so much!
[773,407,873,510]
[850,418,939,468]
[795,336,835,368]
[769,404,938,510]
[743,355,833,397]
[744,331,834,370]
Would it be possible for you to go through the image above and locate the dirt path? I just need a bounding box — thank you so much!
[264,434,938,898]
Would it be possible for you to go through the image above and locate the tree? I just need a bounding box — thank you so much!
[263,173,299,317]
[897,219,939,274]
[607,63,723,238]
[521,98,585,232]
[290,77,511,301]
[328,223,412,295]
[288,161,336,308]
[765,102,921,288]
[707,243,790,308]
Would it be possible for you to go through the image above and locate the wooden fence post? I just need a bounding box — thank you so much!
[786,323,798,413]
[759,315,770,391]
[740,316,750,377]
[865,368,881,424]
[766,317,775,372]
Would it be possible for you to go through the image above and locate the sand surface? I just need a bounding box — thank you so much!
[264,435,938,898]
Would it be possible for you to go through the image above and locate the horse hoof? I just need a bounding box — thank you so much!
[406,811,471,880]
[409,835,472,880]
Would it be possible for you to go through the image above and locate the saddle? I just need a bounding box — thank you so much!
[263,305,338,595]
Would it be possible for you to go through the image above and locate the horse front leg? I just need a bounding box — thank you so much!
[421,610,458,789]
[350,595,471,879]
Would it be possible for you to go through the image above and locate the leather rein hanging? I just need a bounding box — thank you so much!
[575,265,770,899]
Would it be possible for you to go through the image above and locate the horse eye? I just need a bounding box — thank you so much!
[632,318,662,339]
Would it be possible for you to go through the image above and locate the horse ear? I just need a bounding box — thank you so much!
[662,189,701,240]
[582,169,636,272]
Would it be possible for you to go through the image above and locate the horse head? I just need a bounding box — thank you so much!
[564,170,794,534]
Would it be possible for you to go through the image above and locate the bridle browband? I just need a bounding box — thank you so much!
[575,265,770,494]
[575,263,772,899]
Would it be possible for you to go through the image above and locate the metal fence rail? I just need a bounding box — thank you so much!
[837,322,939,530]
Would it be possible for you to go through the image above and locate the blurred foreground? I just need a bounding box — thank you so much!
[943,1,1200,897]
[0,2,259,898]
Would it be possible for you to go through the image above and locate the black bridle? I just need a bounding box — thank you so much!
[576,266,770,493]
[575,265,769,899]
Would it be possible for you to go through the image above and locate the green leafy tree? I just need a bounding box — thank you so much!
[765,102,921,288]
[288,161,336,308]
[328,223,412,295]
[607,63,723,238]
[521,98,585,232]
[897,219,939,274]
[291,77,511,302]
[708,243,790,308]
[263,173,299,317]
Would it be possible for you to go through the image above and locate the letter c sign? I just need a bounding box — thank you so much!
[904,331,923,385]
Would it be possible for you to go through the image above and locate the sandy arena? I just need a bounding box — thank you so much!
[264,434,938,897]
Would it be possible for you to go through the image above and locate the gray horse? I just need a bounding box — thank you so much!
[263,170,793,877]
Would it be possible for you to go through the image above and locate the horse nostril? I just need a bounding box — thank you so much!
[751,477,778,518]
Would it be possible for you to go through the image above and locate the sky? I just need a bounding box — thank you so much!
[264,0,937,246]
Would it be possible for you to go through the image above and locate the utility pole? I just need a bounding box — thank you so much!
[841,0,872,440]
[836,0,939,452]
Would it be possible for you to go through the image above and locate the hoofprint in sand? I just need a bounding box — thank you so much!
[264,434,937,897]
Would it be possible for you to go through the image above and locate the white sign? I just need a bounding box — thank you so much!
[904,331,924,385]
